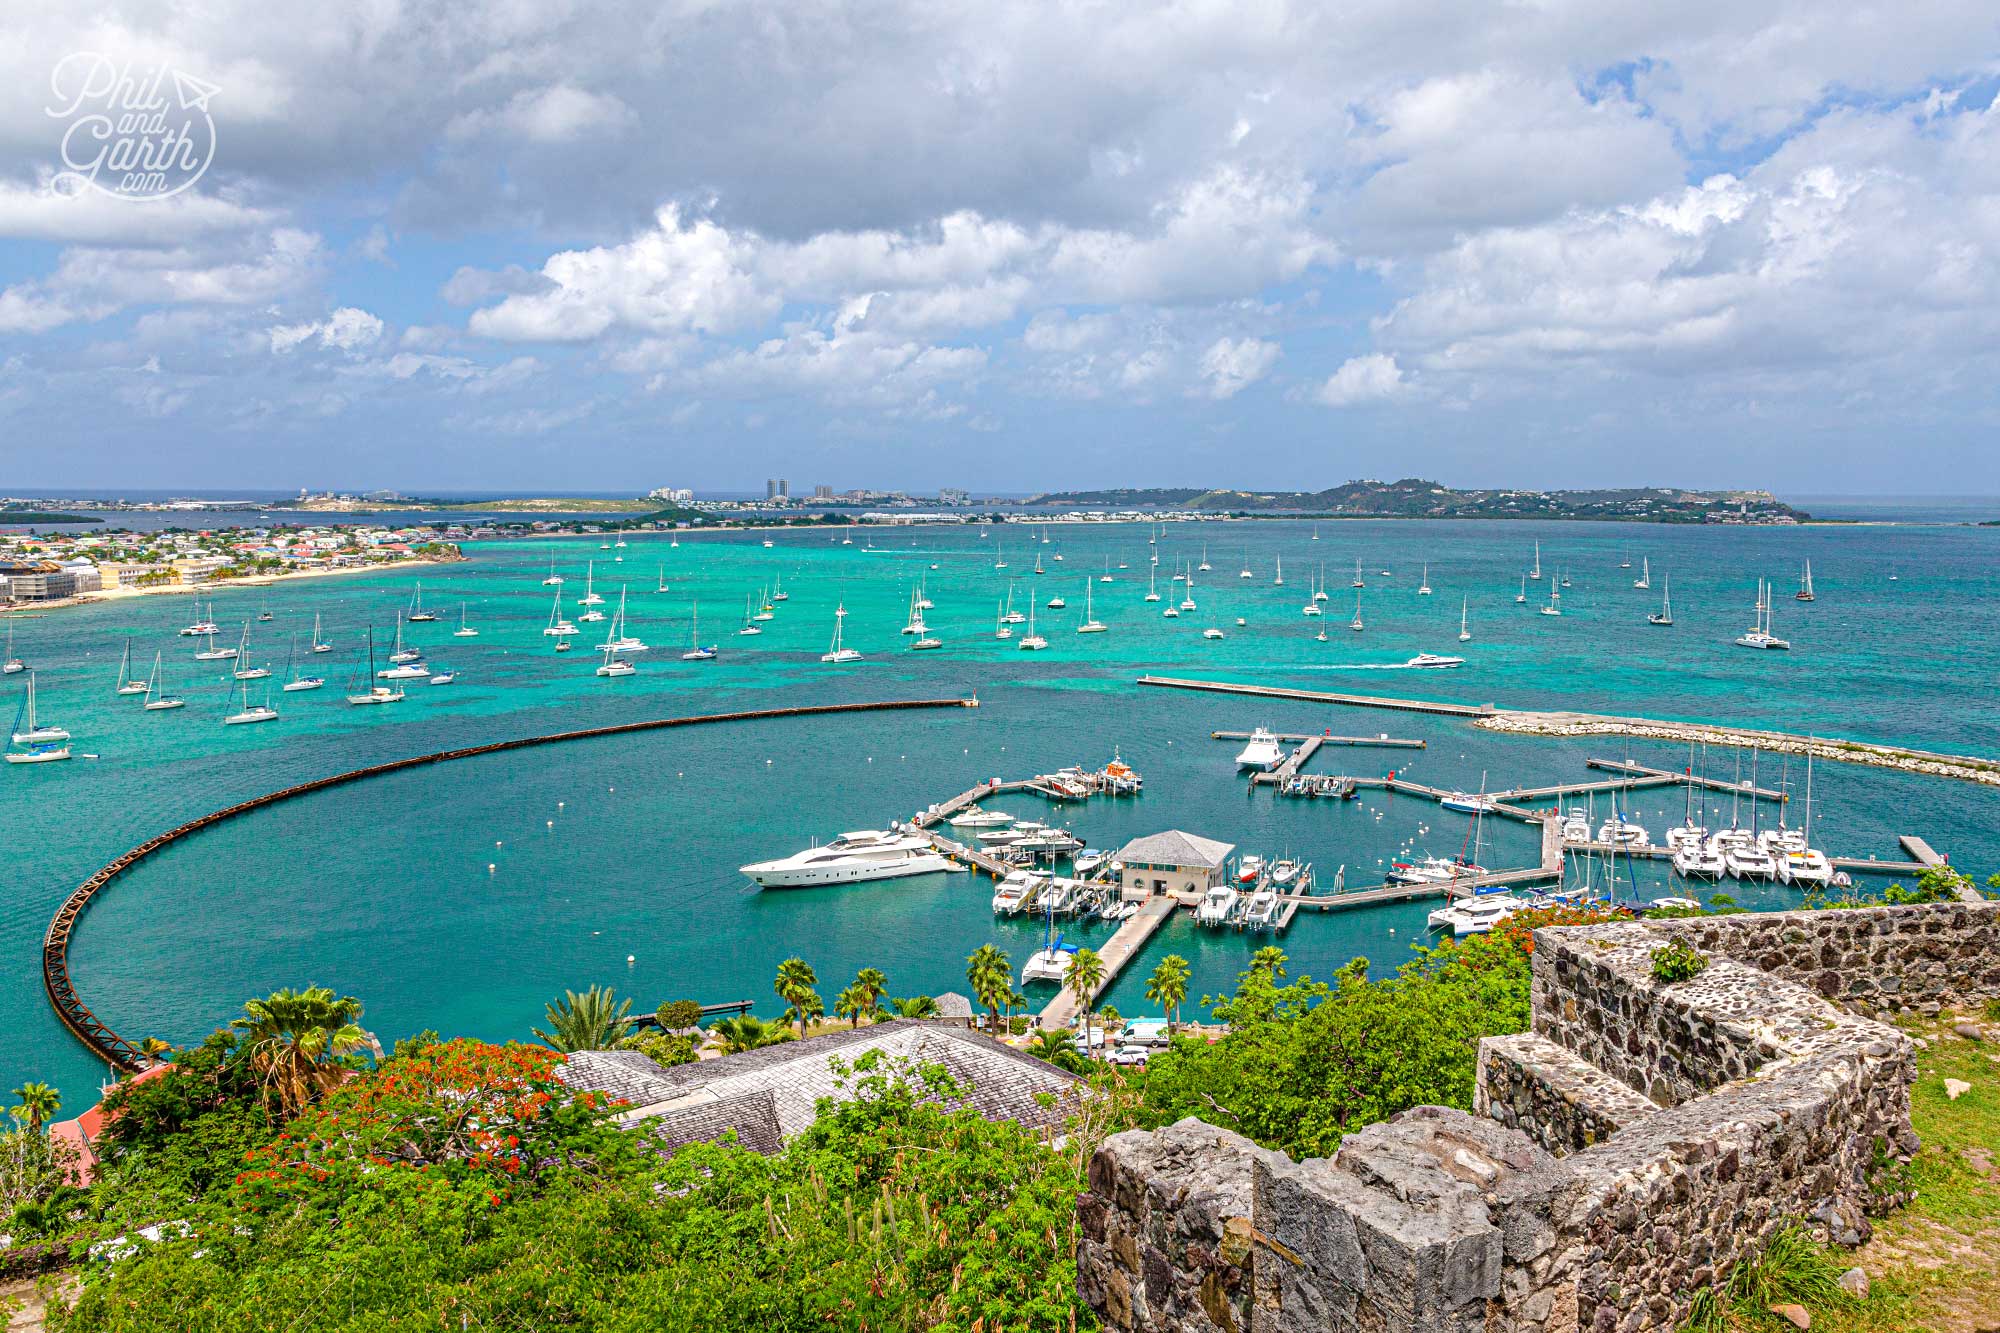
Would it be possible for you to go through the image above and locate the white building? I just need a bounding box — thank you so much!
[1112,830,1237,901]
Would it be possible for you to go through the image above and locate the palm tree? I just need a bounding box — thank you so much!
[135,1036,173,1066]
[1147,954,1191,1036]
[533,985,633,1053]
[891,995,940,1018]
[774,958,822,1037]
[853,967,889,1021]
[11,1083,59,1131]
[965,945,1012,1033]
[834,984,870,1028]
[230,986,369,1118]
[1024,1028,1086,1073]
[1250,946,1289,979]
[1065,947,1106,1051]
[711,1014,796,1054]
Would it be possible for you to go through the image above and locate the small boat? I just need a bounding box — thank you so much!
[426,670,457,685]
[821,601,862,662]
[1348,590,1364,632]
[910,635,943,650]
[1241,889,1280,928]
[192,628,238,661]
[407,582,438,622]
[541,553,564,586]
[223,679,279,726]
[232,624,271,680]
[10,672,69,744]
[1417,563,1432,595]
[142,652,184,711]
[1648,576,1674,626]
[1269,859,1303,888]
[1439,791,1497,814]
[1405,652,1463,669]
[310,614,332,653]
[281,637,324,692]
[1528,542,1542,582]
[1203,627,1225,639]
[1195,883,1240,925]
[2,619,23,674]
[453,604,479,637]
[1515,574,1527,605]
[595,644,636,677]
[1795,560,1815,602]
[1458,596,1471,643]
[681,602,718,661]
[1076,581,1106,634]
[1540,583,1562,617]
[114,639,148,695]
[949,805,1014,828]
[1632,558,1651,591]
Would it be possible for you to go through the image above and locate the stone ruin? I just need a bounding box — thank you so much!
[1078,900,2000,1332]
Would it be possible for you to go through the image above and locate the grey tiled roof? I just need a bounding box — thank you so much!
[639,1089,784,1156]
[559,1019,1082,1150]
[932,991,975,1017]
[1114,829,1235,869]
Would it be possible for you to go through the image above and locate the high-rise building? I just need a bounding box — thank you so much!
[766,478,779,500]
[778,479,789,497]
[813,484,833,499]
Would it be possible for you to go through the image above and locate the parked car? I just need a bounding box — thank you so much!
[1105,1045,1151,1066]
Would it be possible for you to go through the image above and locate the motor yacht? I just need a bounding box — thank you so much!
[1269,859,1304,889]
[1242,890,1280,928]
[990,871,1047,914]
[1236,854,1265,885]
[1235,727,1284,770]
[1405,653,1465,669]
[948,805,1014,828]
[1195,883,1240,925]
[1073,850,1108,877]
[739,829,950,888]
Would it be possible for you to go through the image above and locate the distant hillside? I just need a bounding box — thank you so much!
[1024,478,1810,523]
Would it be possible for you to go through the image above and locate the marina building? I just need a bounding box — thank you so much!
[1112,830,1236,901]
[559,1018,1080,1155]
[0,561,75,601]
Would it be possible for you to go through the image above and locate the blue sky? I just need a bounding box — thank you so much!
[2,3,1999,494]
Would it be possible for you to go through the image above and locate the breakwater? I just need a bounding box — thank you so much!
[44,697,975,1071]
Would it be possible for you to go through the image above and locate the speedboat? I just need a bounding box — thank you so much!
[1236,854,1265,885]
[740,829,950,888]
[1073,850,1108,876]
[1195,884,1239,925]
[1269,859,1303,889]
[990,871,1047,914]
[948,805,1014,829]
[1235,728,1284,770]
[1405,653,1465,669]
[1439,791,1498,814]
[1242,890,1280,928]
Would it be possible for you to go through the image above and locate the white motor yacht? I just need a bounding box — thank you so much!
[1195,884,1240,925]
[1235,728,1284,770]
[1405,653,1465,669]
[948,805,1014,829]
[1242,890,1280,928]
[740,829,949,888]
[991,871,1049,913]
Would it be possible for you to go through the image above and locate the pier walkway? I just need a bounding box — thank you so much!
[1037,897,1176,1029]
[1212,730,1425,750]
[1139,676,1494,717]
[1251,736,1322,786]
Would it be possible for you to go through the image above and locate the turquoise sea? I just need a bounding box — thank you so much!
[5,517,1998,1102]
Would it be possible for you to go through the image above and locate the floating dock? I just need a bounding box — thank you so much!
[1251,736,1322,786]
[1139,676,1494,717]
[1212,730,1425,750]
[1036,897,1177,1029]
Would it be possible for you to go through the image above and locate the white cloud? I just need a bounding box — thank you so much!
[1313,353,1406,406]
[269,306,384,353]
[1198,336,1280,398]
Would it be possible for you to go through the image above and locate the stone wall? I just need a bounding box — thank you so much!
[1076,902,1995,1333]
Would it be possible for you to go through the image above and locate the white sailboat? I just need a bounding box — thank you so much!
[1540,582,1562,616]
[281,635,325,692]
[1273,554,1284,587]
[1351,558,1364,588]
[1528,541,1542,581]
[232,624,272,680]
[193,627,238,661]
[773,574,788,602]
[1458,596,1471,643]
[1633,558,1651,591]
[454,603,478,637]
[1348,590,1364,632]
[1648,576,1673,627]
[11,671,69,743]
[543,589,578,639]
[1314,563,1329,602]
[310,613,332,653]
[387,614,423,663]
[1239,552,1252,580]
[3,619,25,674]
[1179,568,1197,611]
[578,561,604,607]
[682,602,718,661]
[1077,580,1107,633]
[1515,574,1527,604]
[345,628,405,704]
[1197,545,1211,572]
[1417,564,1432,595]
[1734,578,1791,650]
[1143,566,1161,602]
[114,639,148,695]
[542,552,564,586]
[407,582,438,622]
[821,601,862,662]
[740,593,764,636]
[994,600,1014,640]
[223,677,279,725]
[142,651,184,710]
[1019,596,1048,650]
[607,589,647,653]
[656,564,670,594]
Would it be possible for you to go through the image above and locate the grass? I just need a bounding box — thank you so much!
[1680,1018,2000,1332]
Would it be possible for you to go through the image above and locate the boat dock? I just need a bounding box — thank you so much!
[1252,736,1322,786]
[1037,897,1176,1029]
[1212,730,1426,750]
[1582,759,1786,802]
[1900,836,1946,868]
[1139,676,1495,717]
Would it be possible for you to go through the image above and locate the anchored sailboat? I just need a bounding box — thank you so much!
[282,635,325,691]
[114,639,148,695]
[1795,560,1815,602]
[142,651,184,710]
[1633,558,1651,591]
[345,628,406,705]
[1077,580,1106,633]
[682,602,718,661]
[11,671,69,743]
[1648,576,1674,627]
[821,601,862,662]
[1458,596,1471,643]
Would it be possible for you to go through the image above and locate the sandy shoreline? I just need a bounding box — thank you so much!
[3,555,464,618]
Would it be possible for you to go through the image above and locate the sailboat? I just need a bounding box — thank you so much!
[3,619,25,674]
[994,600,1014,640]
[347,629,406,705]
[578,561,604,607]
[1417,564,1432,595]
[11,671,69,743]
[1273,555,1284,587]
[543,589,578,638]
[1314,563,1329,603]
[407,582,438,622]
[1648,576,1674,626]
[1311,524,1320,541]
[1351,558,1364,588]
[821,601,862,662]
[1515,574,1527,605]
[542,552,564,586]
[1633,558,1651,591]
[1458,596,1471,643]
[1143,566,1161,603]
[1179,569,1197,612]
[282,635,325,691]
[739,594,764,636]
[596,633,637,678]
[1239,552,1252,580]
[773,574,788,603]
[453,603,479,637]
[1077,580,1107,633]
[1734,579,1791,650]
[193,627,238,661]
[1100,558,1114,584]
[1795,560,1815,602]
[142,651,184,710]
[310,613,332,654]
[387,614,423,663]
[607,588,647,653]
[1302,567,1323,617]
[682,602,718,661]
[1198,545,1211,572]
[1348,590,1364,632]
[656,564,670,594]
[223,677,279,725]
[114,639,148,695]
[1019,596,1048,650]
[1540,582,1562,616]
[1528,542,1542,581]
[232,624,272,680]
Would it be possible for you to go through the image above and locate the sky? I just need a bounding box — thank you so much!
[1,3,1998,494]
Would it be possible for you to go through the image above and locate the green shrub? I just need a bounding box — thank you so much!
[1650,938,1709,984]
[657,999,706,1029]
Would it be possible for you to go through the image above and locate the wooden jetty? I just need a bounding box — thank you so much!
[1139,676,1494,717]
[1251,736,1323,786]
[1212,730,1425,750]
[1900,836,1946,868]
[1037,897,1177,1029]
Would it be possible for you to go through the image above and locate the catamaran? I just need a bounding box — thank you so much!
[578,561,604,607]
[596,641,637,678]
[1179,569,1197,612]
[1239,552,1253,580]
[543,589,578,639]
[541,553,564,586]
[1197,545,1211,572]
[1076,580,1106,633]
[1143,566,1160,603]
[1734,579,1790,650]
[178,602,220,637]
[1648,576,1674,626]
[407,582,438,622]
[114,639,149,695]
[142,651,184,710]
[682,602,718,661]
[606,590,647,653]
[821,601,862,663]
[223,678,279,726]
[11,671,68,744]
[1018,597,1048,651]
[345,628,406,705]
[1795,561,1815,602]
[1633,558,1651,591]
